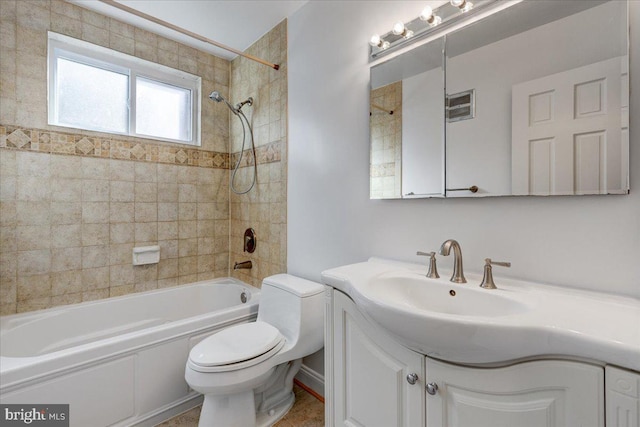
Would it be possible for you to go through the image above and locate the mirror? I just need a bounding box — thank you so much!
[370,39,444,199]
[369,0,629,199]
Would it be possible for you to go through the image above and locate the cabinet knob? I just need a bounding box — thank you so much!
[406,373,419,385]
[426,382,439,395]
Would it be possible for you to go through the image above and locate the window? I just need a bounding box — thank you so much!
[48,32,201,146]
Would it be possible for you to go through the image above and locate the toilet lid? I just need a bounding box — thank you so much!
[189,321,284,367]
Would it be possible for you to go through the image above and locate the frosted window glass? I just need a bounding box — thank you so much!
[136,77,191,141]
[56,58,129,133]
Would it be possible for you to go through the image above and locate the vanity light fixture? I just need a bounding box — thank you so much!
[369,0,498,60]
[451,0,474,13]
[420,6,442,27]
[392,22,414,39]
[369,34,390,50]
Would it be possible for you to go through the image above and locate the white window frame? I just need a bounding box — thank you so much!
[48,31,201,146]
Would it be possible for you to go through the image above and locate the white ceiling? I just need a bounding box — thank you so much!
[72,0,308,60]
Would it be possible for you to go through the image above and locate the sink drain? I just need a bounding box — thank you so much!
[449,290,456,296]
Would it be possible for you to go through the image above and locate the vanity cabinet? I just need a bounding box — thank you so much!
[425,358,604,427]
[606,366,640,427]
[330,290,425,427]
[327,288,639,427]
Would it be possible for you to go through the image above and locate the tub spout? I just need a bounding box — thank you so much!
[234,260,252,270]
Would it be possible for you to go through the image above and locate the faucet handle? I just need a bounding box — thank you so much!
[416,251,435,257]
[416,251,440,279]
[487,259,511,268]
[479,258,511,289]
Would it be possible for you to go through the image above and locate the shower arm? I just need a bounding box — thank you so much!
[98,0,280,71]
[236,97,254,111]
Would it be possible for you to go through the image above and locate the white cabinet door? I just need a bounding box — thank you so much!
[426,358,604,427]
[332,290,424,427]
[606,365,640,427]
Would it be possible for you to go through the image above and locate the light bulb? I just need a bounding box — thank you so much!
[420,6,433,21]
[369,34,381,47]
[451,0,465,7]
[429,15,442,27]
[392,22,405,36]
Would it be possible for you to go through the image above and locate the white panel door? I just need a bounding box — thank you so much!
[333,291,424,427]
[606,365,640,427]
[426,358,604,427]
[512,56,626,195]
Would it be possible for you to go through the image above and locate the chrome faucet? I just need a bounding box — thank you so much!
[439,239,466,283]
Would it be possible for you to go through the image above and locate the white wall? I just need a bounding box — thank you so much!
[288,0,639,297]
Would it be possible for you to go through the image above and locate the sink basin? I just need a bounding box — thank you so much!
[321,258,640,369]
[366,273,529,317]
[337,269,537,362]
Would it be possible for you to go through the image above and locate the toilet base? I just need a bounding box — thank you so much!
[198,390,256,427]
[255,391,295,427]
[195,389,294,427]
[191,360,303,426]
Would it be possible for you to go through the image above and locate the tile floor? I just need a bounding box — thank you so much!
[156,384,324,427]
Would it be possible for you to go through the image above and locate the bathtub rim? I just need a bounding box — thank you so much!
[1,276,258,328]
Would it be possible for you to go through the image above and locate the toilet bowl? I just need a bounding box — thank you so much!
[184,274,324,427]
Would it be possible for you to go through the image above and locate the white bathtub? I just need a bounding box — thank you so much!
[0,278,260,427]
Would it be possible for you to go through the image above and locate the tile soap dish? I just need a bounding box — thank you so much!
[133,245,160,266]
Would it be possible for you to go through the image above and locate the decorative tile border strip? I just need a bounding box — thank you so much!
[230,140,283,168]
[0,124,230,169]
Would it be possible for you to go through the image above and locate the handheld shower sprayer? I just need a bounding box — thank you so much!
[209,91,253,114]
[209,91,238,114]
[208,91,223,102]
[208,90,257,195]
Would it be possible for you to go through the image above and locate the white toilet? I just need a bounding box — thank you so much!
[184,274,324,427]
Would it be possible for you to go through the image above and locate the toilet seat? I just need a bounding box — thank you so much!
[188,322,285,373]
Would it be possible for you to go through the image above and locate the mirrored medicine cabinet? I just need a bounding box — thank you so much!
[369,0,629,199]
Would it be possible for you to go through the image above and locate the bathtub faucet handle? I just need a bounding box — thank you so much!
[243,228,256,253]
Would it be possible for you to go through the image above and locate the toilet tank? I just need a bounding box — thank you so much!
[257,274,324,358]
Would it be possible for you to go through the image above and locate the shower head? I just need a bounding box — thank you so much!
[209,91,238,114]
[209,91,224,103]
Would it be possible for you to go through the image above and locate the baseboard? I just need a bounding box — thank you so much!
[129,393,203,427]
[295,363,325,399]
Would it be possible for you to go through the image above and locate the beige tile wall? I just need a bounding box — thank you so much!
[0,0,232,315]
[0,149,230,314]
[228,20,287,287]
[370,81,402,199]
